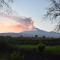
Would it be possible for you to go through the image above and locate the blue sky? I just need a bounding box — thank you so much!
[11,0,55,32]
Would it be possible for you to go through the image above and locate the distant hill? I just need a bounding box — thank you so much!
[0,28,60,38]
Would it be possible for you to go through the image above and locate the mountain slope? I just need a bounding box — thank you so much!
[0,28,60,38]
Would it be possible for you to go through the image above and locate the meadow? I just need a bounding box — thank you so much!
[0,36,60,60]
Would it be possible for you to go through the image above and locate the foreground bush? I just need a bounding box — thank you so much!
[38,43,46,52]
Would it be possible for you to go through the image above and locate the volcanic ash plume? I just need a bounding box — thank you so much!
[0,15,35,32]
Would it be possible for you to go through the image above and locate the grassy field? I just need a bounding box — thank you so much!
[11,42,60,54]
[45,46,60,54]
[0,37,60,60]
[7,38,60,54]
[10,42,60,54]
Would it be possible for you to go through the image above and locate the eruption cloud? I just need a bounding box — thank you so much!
[0,15,35,33]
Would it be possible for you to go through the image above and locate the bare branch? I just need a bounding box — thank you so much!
[45,0,60,32]
[0,0,14,15]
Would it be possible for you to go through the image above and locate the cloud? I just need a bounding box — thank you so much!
[0,15,35,32]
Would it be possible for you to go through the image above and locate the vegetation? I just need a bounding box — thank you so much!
[0,36,60,60]
[0,0,16,16]
[45,0,60,32]
[45,46,60,54]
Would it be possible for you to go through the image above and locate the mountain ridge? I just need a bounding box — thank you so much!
[0,28,60,38]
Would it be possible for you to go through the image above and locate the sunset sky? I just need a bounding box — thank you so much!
[0,15,35,32]
[0,0,56,33]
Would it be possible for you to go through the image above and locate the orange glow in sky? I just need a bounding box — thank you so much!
[0,15,35,33]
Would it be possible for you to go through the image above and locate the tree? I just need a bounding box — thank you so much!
[45,0,60,32]
[42,36,46,38]
[0,0,14,15]
[35,35,38,38]
[38,43,45,52]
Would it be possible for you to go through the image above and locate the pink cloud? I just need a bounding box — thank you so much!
[0,15,35,32]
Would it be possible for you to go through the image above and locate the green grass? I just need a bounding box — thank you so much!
[16,45,38,49]
[8,39,60,54]
[45,46,60,54]
[9,43,45,53]
[12,45,39,49]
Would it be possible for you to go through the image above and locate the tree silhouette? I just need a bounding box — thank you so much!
[0,0,14,15]
[38,43,45,52]
[45,0,60,32]
[42,36,46,39]
[35,35,38,38]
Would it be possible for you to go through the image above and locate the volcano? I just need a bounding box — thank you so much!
[0,28,60,38]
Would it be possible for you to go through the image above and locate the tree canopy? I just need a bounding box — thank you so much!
[46,0,60,32]
[0,0,14,15]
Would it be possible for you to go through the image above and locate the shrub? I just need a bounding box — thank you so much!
[38,43,45,52]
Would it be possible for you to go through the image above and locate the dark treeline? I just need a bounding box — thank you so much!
[0,36,60,45]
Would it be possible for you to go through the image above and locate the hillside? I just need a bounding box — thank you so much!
[0,28,60,38]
